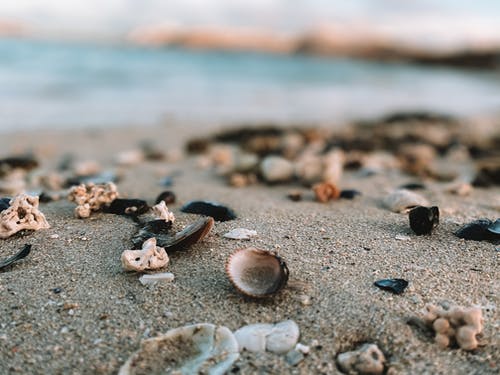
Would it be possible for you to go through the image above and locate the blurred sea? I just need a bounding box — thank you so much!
[1,38,500,131]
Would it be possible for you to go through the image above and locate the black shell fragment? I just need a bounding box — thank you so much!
[0,197,11,212]
[455,219,499,241]
[132,219,173,249]
[64,171,119,187]
[339,189,362,199]
[0,156,38,173]
[487,219,500,235]
[399,182,426,190]
[374,278,408,294]
[409,206,439,235]
[104,199,149,217]
[0,244,31,271]
[181,200,236,221]
[155,191,176,205]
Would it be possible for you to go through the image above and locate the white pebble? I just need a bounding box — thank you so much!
[234,320,300,354]
[223,228,257,240]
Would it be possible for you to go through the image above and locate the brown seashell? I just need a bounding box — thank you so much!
[226,247,289,298]
[157,216,214,252]
[313,181,340,203]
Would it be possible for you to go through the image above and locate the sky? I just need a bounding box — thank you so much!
[1,0,500,47]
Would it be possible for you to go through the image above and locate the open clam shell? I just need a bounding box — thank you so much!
[226,247,289,298]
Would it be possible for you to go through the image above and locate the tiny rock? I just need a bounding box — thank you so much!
[260,156,294,183]
[337,343,386,375]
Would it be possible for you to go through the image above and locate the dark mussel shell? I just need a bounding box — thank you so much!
[0,197,11,212]
[0,244,31,271]
[0,156,39,172]
[455,219,499,241]
[374,278,408,294]
[409,206,439,235]
[155,191,176,205]
[132,219,173,249]
[146,216,214,252]
[339,189,362,199]
[398,182,426,190]
[487,219,500,235]
[64,171,119,187]
[181,201,236,221]
[104,199,149,217]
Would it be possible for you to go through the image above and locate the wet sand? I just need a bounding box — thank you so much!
[0,122,498,374]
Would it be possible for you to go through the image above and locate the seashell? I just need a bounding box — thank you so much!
[139,272,175,285]
[154,216,214,252]
[104,198,149,217]
[181,200,236,221]
[487,218,500,235]
[0,156,39,174]
[121,237,169,272]
[409,206,439,235]
[313,181,340,203]
[226,247,289,298]
[132,220,172,249]
[65,170,119,187]
[0,197,10,212]
[455,219,498,241]
[337,343,386,375]
[399,182,426,190]
[234,320,299,354]
[260,156,294,183]
[374,278,408,294]
[0,244,31,271]
[150,201,175,222]
[155,190,176,205]
[339,189,361,199]
[382,189,429,213]
[119,323,239,375]
[286,190,303,202]
[223,228,257,240]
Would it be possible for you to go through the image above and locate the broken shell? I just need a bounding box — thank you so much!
[336,343,386,375]
[155,216,214,252]
[260,156,294,183]
[223,228,257,240]
[382,189,429,213]
[0,244,31,271]
[121,238,169,272]
[0,194,50,238]
[150,201,175,222]
[313,181,340,203]
[139,272,175,285]
[455,219,498,241]
[487,218,500,235]
[374,278,408,294]
[234,320,300,354]
[181,200,236,221]
[155,191,176,205]
[119,323,239,375]
[339,189,361,199]
[409,206,439,235]
[132,220,173,249]
[226,247,289,298]
[105,198,149,217]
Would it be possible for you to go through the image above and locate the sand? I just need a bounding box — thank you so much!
[0,122,498,374]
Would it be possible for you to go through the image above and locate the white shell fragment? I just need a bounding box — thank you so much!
[119,323,239,375]
[121,238,169,272]
[223,228,257,240]
[151,201,175,222]
[226,247,289,298]
[139,272,175,285]
[382,189,429,213]
[337,343,386,375]
[260,156,294,183]
[0,194,50,239]
[68,182,118,218]
[234,320,300,354]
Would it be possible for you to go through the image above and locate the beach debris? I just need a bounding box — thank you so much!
[487,218,500,234]
[409,206,439,235]
[65,170,119,187]
[132,220,173,249]
[398,143,436,176]
[181,200,236,221]
[374,278,408,294]
[139,272,175,285]
[0,244,31,271]
[0,194,50,238]
[472,158,500,187]
[121,237,169,272]
[287,190,303,202]
[446,181,472,196]
[119,323,239,375]
[104,198,149,217]
[155,190,176,205]
[135,216,214,252]
[340,189,362,200]
[234,320,299,354]
[226,247,289,298]
[116,149,144,166]
[0,169,27,194]
[382,189,429,213]
[0,155,39,175]
[313,181,340,203]
[322,149,344,184]
[455,219,499,241]
[294,153,323,184]
[398,182,426,190]
[228,172,257,187]
[223,228,257,240]
[260,156,294,183]
[422,304,484,350]
[336,343,386,375]
[0,197,10,212]
[68,182,118,218]
[150,201,175,222]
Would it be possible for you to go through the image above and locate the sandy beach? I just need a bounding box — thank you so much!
[0,120,498,374]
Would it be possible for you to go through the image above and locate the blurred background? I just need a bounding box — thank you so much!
[1,0,500,131]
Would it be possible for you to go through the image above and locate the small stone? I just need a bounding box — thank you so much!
[52,288,62,294]
[223,228,257,240]
[409,206,439,235]
[234,320,300,354]
[139,272,175,285]
[49,234,60,239]
[285,349,304,366]
[260,156,294,183]
[337,343,385,375]
[295,343,310,354]
[339,189,362,199]
[287,190,303,202]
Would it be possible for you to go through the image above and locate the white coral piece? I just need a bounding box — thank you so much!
[121,237,169,272]
[151,201,175,222]
[0,194,50,239]
[68,182,118,218]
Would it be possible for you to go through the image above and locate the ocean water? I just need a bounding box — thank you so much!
[1,38,500,131]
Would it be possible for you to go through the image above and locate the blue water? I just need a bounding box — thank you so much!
[1,38,500,131]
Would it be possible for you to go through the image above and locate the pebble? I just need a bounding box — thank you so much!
[223,228,257,240]
[285,349,305,366]
[409,206,439,235]
[139,272,175,285]
[234,320,300,354]
[260,156,294,183]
